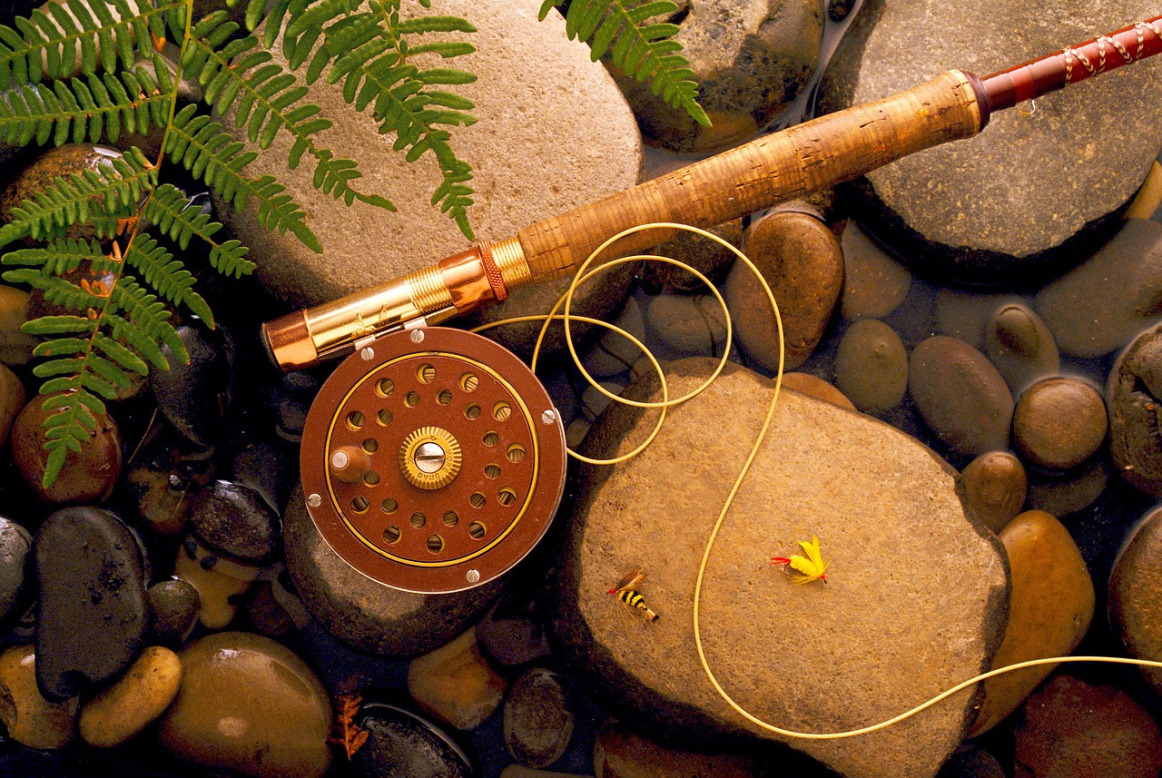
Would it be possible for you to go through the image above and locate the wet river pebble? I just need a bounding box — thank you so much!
[834,318,908,414]
[1107,323,1162,497]
[1108,505,1162,694]
[78,645,182,747]
[960,451,1027,533]
[11,393,122,504]
[504,667,574,768]
[1012,377,1107,471]
[0,644,78,749]
[983,303,1060,395]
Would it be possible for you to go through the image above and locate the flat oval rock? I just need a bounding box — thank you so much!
[503,667,573,768]
[283,483,503,656]
[984,303,1060,395]
[909,336,1014,457]
[34,507,147,701]
[352,703,473,778]
[188,480,279,564]
[1106,324,1162,496]
[821,0,1162,285]
[835,318,908,414]
[550,358,1008,776]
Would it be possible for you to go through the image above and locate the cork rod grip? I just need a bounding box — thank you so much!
[515,69,987,281]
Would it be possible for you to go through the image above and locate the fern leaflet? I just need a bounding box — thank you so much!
[0,0,186,89]
[165,104,321,253]
[122,231,215,326]
[538,0,708,126]
[144,183,255,278]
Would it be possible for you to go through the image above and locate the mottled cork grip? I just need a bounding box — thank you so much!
[516,69,987,282]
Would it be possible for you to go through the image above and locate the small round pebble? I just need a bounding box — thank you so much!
[0,644,78,749]
[960,452,1027,533]
[727,208,844,370]
[1013,377,1107,471]
[1109,505,1162,693]
[984,303,1060,395]
[504,667,574,768]
[909,336,1014,457]
[159,632,331,778]
[147,579,201,647]
[780,372,856,411]
[79,646,182,747]
[968,510,1094,736]
[407,629,507,731]
[476,593,551,668]
[834,319,908,414]
[11,392,122,504]
[352,703,473,778]
[188,480,280,564]
[1014,675,1162,778]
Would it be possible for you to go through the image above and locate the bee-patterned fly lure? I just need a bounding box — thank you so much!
[608,568,659,622]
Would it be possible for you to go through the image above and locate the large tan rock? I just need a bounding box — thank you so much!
[219,0,643,355]
[549,358,1009,777]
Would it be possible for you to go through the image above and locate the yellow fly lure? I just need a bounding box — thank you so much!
[770,535,828,584]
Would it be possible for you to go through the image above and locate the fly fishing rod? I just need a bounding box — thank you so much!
[266,17,1162,594]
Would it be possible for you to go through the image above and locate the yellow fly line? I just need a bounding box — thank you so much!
[474,221,1162,740]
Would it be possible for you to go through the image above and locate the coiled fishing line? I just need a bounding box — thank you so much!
[475,221,1162,740]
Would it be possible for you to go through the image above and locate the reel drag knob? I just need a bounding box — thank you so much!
[300,328,566,594]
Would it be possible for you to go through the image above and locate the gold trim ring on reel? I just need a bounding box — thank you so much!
[300,327,567,594]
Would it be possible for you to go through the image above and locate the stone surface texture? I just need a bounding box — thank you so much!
[821,0,1162,284]
[283,484,503,656]
[1106,324,1162,497]
[550,358,1009,777]
[1109,506,1162,693]
[220,0,644,357]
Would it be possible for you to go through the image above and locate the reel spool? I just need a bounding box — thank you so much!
[300,327,566,594]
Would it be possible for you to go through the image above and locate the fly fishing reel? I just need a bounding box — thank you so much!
[299,326,566,594]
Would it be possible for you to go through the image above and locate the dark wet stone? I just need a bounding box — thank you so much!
[125,429,218,536]
[0,517,32,624]
[352,703,473,778]
[1108,505,1162,694]
[582,297,645,380]
[960,451,1027,534]
[909,336,1014,457]
[984,303,1060,395]
[938,745,1004,778]
[244,580,295,638]
[284,484,503,657]
[150,324,233,449]
[1013,377,1107,471]
[594,720,755,777]
[187,480,279,564]
[1,145,123,244]
[146,579,200,648]
[503,667,573,769]
[1106,324,1162,497]
[821,1,1162,286]
[834,318,908,414]
[11,393,122,505]
[228,438,296,516]
[34,507,147,701]
[615,0,823,152]
[1014,675,1162,778]
[476,591,551,669]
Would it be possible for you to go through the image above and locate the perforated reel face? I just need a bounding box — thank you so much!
[300,327,567,593]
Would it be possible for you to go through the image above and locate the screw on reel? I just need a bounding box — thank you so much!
[300,327,566,594]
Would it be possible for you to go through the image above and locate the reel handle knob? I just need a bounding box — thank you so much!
[329,445,372,484]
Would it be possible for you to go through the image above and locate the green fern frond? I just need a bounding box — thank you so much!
[296,0,477,238]
[38,387,104,485]
[538,0,708,126]
[0,0,186,89]
[144,183,255,278]
[108,275,187,364]
[182,11,395,210]
[122,231,215,326]
[0,56,174,148]
[0,146,156,247]
[2,267,108,310]
[165,104,321,253]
